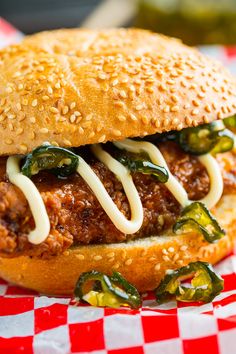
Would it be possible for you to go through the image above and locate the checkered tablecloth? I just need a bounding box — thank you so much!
[0,17,236,354]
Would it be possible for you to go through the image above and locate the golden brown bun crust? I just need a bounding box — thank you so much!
[0,195,235,295]
[0,28,236,155]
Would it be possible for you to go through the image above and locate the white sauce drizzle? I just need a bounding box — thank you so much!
[76,145,143,234]
[6,131,226,243]
[114,139,223,209]
[6,156,50,245]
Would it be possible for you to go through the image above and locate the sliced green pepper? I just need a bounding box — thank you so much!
[173,202,225,243]
[178,124,234,155]
[117,155,168,183]
[155,261,224,304]
[74,270,141,309]
[224,115,236,129]
[21,143,79,178]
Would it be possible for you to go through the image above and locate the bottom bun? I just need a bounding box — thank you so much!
[0,195,235,295]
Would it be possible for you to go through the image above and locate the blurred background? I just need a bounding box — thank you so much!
[1,0,236,45]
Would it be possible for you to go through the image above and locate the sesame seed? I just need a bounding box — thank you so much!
[4,107,10,113]
[55,82,61,89]
[192,99,200,107]
[62,106,69,115]
[98,134,106,142]
[162,249,168,255]
[37,65,44,72]
[20,144,28,153]
[118,115,126,121]
[163,106,170,113]
[29,117,36,125]
[113,129,122,137]
[18,83,24,91]
[8,114,16,119]
[129,113,137,121]
[191,109,199,115]
[39,128,49,134]
[173,254,179,262]
[180,245,188,251]
[16,103,22,111]
[76,254,85,260]
[98,72,107,80]
[171,95,179,103]
[94,255,102,261]
[135,104,144,111]
[70,102,76,110]
[154,263,161,271]
[166,79,175,85]
[42,95,49,101]
[113,263,120,269]
[125,259,132,266]
[170,105,179,112]
[70,114,76,123]
[141,116,149,124]
[31,99,38,107]
[163,255,170,262]
[15,128,24,136]
[119,90,127,98]
[177,123,183,130]
[74,111,81,117]
[107,252,115,258]
[63,139,72,146]
[6,87,13,93]
[48,86,53,94]
[50,107,59,114]
[114,101,125,108]
[79,127,84,134]
[146,87,154,93]
[205,105,211,113]
[168,247,175,253]
[203,115,210,123]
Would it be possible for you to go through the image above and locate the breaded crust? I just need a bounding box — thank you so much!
[0,195,235,295]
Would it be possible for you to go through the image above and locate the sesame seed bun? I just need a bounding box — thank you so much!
[0,28,236,155]
[0,194,235,295]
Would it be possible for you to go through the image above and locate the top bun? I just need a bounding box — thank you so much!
[0,28,236,155]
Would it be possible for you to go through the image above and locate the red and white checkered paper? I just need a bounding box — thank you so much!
[0,17,236,354]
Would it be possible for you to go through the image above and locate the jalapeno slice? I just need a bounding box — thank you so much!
[74,270,141,309]
[173,202,225,243]
[155,261,224,304]
[178,124,234,155]
[224,115,236,129]
[21,143,79,178]
[117,155,169,183]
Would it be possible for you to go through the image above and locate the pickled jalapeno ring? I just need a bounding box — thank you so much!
[74,270,141,309]
[178,125,234,155]
[155,261,224,304]
[21,143,79,178]
[224,115,236,129]
[118,155,169,183]
[210,129,235,155]
[173,202,225,243]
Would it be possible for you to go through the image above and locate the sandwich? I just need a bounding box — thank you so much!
[0,28,235,304]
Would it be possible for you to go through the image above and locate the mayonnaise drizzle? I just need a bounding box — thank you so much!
[6,156,50,245]
[114,139,223,209]
[6,134,225,244]
[77,145,143,234]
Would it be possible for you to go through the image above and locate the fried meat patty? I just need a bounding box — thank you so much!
[0,142,235,258]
